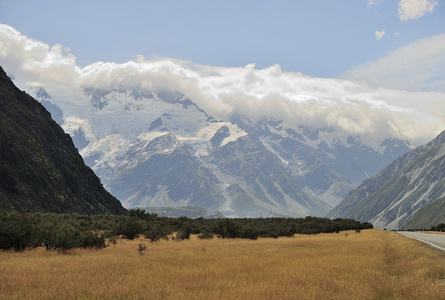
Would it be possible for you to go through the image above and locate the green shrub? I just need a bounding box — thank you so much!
[81,232,106,249]
[198,231,214,239]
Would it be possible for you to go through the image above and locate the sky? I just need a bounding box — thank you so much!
[0,0,445,145]
[1,0,444,80]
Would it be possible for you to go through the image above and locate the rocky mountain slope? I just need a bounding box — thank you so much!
[27,80,412,218]
[401,195,445,229]
[0,67,126,214]
[327,130,445,229]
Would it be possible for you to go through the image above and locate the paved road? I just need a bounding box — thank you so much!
[398,231,445,252]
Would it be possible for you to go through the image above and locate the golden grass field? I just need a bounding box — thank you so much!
[1,229,444,299]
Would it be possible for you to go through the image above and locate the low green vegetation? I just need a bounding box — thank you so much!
[430,223,445,232]
[0,209,372,252]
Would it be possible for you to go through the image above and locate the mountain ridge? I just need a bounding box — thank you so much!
[327,130,445,229]
[0,66,126,214]
[30,82,412,218]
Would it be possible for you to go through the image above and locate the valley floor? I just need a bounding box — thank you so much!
[1,230,444,299]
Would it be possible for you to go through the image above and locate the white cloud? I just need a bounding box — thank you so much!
[398,0,438,20]
[0,24,80,90]
[1,24,444,146]
[375,30,385,40]
[367,0,385,7]
[344,34,445,92]
[72,58,445,146]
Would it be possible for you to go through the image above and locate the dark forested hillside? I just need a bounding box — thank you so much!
[0,66,126,214]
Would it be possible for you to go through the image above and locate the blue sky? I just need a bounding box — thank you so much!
[1,0,443,78]
[0,1,444,145]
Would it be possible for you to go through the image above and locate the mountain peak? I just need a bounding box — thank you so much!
[14,68,413,218]
[428,129,445,146]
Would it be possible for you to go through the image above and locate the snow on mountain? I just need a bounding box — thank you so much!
[3,24,443,218]
[31,84,412,218]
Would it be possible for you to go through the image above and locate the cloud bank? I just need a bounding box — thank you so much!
[0,25,80,89]
[1,24,444,146]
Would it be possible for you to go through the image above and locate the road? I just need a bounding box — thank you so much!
[398,231,445,252]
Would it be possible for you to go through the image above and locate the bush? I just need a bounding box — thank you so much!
[0,212,40,251]
[241,227,258,240]
[81,232,106,249]
[175,226,191,240]
[118,217,143,240]
[198,231,214,239]
[52,224,80,253]
[431,223,445,232]
[138,243,147,255]
[145,223,168,242]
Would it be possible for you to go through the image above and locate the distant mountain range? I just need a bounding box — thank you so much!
[0,66,126,214]
[3,62,443,228]
[141,206,225,219]
[29,82,411,218]
[328,130,445,229]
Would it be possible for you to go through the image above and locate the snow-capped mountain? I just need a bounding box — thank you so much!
[33,85,411,218]
[327,130,445,229]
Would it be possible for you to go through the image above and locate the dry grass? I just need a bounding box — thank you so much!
[1,229,445,299]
